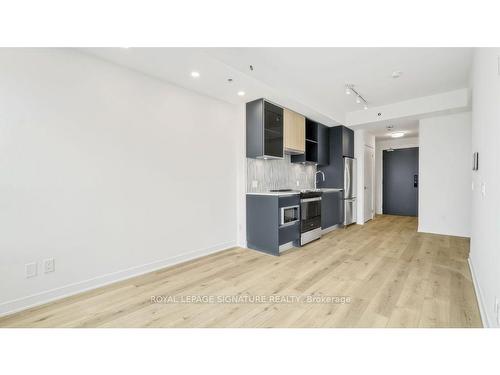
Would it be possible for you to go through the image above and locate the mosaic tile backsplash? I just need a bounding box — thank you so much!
[246,155,317,192]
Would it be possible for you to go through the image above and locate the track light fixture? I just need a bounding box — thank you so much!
[345,84,368,109]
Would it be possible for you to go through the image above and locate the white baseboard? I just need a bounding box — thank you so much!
[417,226,471,238]
[468,258,489,328]
[0,240,236,318]
[321,224,339,235]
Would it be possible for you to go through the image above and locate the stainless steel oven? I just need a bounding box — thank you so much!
[280,205,300,227]
[300,191,322,245]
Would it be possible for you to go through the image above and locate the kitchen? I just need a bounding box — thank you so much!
[1,3,497,371]
[0,47,485,332]
[245,98,356,255]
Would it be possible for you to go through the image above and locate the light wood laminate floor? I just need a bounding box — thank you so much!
[0,215,482,328]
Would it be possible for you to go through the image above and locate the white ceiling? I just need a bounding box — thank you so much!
[361,118,420,140]
[81,47,473,127]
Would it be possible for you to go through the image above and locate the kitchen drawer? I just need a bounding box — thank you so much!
[279,222,300,245]
[278,195,300,208]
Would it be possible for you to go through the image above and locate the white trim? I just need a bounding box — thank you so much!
[0,240,236,318]
[417,227,470,239]
[278,241,295,252]
[364,145,375,222]
[321,224,339,235]
[468,257,488,328]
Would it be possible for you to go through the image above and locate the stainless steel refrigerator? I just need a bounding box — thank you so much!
[343,157,357,226]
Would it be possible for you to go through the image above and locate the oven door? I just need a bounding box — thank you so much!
[301,198,321,233]
[301,198,321,220]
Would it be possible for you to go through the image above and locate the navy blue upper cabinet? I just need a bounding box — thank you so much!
[317,123,330,165]
[342,126,354,158]
[291,119,329,165]
[317,125,355,189]
[246,99,284,159]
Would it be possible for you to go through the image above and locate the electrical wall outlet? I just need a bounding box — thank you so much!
[296,180,300,186]
[481,182,486,197]
[251,180,258,188]
[25,262,37,278]
[43,258,55,274]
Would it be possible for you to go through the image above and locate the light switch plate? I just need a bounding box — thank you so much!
[495,298,500,325]
[26,262,37,278]
[481,182,486,197]
[251,180,258,188]
[43,258,55,273]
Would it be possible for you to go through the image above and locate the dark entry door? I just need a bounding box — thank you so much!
[383,147,419,216]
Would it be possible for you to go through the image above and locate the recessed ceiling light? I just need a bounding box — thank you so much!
[191,71,200,78]
[364,104,368,110]
[237,91,245,96]
[345,87,351,95]
[356,96,361,104]
[391,132,405,138]
[392,71,402,78]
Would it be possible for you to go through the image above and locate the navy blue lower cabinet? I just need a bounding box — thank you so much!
[321,191,342,230]
[246,194,300,256]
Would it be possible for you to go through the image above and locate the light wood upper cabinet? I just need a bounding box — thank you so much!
[284,108,305,154]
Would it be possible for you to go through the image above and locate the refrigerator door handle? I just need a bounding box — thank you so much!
[344,159,350,196]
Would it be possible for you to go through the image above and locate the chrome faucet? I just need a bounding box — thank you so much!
[315,170,325,189]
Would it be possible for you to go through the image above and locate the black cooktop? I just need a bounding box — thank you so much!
[300,191,322,199]
[269,189,295,192]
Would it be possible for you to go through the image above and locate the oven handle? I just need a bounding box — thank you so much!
[301,197,322,203]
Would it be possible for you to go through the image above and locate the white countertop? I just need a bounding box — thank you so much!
[246,192,300,196]
[246,188,343,197]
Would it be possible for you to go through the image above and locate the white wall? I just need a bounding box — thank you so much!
[375,137,419,214]
[0,49,243,316]
[418,112,472,237]
[354,130,375,224]
[468,48,500,327]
